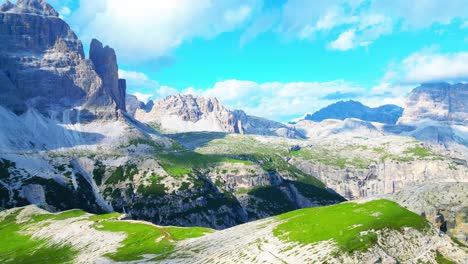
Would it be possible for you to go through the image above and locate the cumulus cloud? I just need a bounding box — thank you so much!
[174,79,366,120]
[384,50,468,84]
[70,0,260,63]
[328,29,356,50]
[119,69,160,93]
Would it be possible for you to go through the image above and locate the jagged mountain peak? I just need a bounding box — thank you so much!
[0,0,59,17]
[130,93,301,137]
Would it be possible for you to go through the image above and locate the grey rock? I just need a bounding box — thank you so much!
[135,94,302,138]
[0,0,124,120]
[89,39,126,113]
[398,83,468,126]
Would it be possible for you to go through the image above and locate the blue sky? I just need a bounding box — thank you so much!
[6,0,468,121]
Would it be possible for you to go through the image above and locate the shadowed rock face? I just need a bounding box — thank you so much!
[398,83,468,126]
[0,0,125,119]
[89,39,126,113]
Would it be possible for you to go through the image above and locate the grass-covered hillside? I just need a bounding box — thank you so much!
[0,199,465,263]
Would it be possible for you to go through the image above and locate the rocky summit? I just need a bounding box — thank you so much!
[0,0,125,120]
[134,93,301,138]
[302,100,403,125]
[0,1,467,264]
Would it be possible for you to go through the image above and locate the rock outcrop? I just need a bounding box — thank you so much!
[134,94,302,138]
[302,100,403,125]
[398,83,468,126]
[89,39,126,113]
[0,0,125,119]
[390,183,468,245]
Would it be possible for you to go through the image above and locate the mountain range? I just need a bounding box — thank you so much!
[301,100,403,125]
[0,1,466,263]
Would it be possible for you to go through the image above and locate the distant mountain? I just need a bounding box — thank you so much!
[132,94,302,138]
[303,100,403,125]
[398,82,468,126]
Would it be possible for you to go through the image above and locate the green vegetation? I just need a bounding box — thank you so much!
[32,209,87,222]
[106,166,125,184]
[273,199,429,253]
[248,186,295,215]
[137,174,167,198]
[404,146,435,158]
[0,207,213,263]
[87,212,121,221]
[95,221,212,261]
[435,251,455,264]
[105,164,139,185]
[157,151,252,177]
[92,161,106,186]
[165,226,214,241]
[0,210,78,264]
[128,138,163,151]
[0,159,15,180]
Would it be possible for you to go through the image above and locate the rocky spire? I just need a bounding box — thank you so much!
[0,0,59,17]
[89,39,127,112]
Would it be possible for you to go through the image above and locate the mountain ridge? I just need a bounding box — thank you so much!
[301,100,403,125]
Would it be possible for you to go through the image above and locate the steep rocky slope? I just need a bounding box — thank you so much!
[389,183,468,246]
[1,200,465,263]
[133,94,301,138]
[302,100,403,125]
[184,132,467,201]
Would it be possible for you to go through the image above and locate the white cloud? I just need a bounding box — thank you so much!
[118,69,160,100]
[328,29,356,50]
[132,92,153,103]
[180,79,366,120]
[70,0,260,63]
[385,50,468,84]
[59,6,71,16]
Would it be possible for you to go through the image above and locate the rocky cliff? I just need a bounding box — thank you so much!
[134,94,302,138]
[303,100,403,125]
[399,83,468,126]
[389,183,468,246]
[0,0,125,120]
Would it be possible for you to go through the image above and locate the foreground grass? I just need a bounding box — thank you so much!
[95,221,213,261]
[0,207,213,263]
[0,210,79,264]
[274,199,429,253]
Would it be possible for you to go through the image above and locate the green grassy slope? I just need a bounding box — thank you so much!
[274,199,429,253]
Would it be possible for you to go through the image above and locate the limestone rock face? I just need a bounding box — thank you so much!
[390,183,468,245]
[398,83,468,126]
[89,39,126,112]
[125,94,152,116]
[134,94,301,138]
[0,0,124,119]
